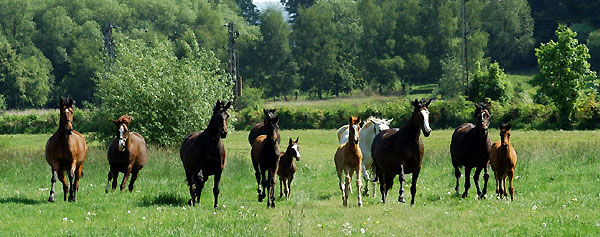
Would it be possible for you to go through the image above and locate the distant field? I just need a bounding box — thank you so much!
[1,129,599,235]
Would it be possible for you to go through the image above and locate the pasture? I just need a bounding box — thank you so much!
[0,129,599,235]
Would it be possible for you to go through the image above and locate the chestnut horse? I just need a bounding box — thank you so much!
[334,116,363,207]
[180,100,231,207]
[251,115,280,208]
[372,99,432,205]
[490,123,517,201]
[248,109,280,145]
[106,115,148,193]
[450,102,491,199]
[45,97,88,202]
[278,137,301,200]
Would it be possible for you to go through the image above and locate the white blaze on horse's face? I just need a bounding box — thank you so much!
[291,143,301,160]
[118,124,127,152]
[421,109,432,137]
[375,122,390,134]
[352,124,360,143]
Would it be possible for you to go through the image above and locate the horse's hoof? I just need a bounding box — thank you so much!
[48,196,55,202]
[479,194,486,200]
[358,202,363,207]
[188,199,194,206]
[398,197,406,203]
[461,192,468,198]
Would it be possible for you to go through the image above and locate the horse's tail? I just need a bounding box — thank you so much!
[370,164,378,182]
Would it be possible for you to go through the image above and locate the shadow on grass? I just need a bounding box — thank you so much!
[0,196,44,205]
[139,193,186,207]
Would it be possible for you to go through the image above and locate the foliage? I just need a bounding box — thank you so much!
[235,0,260,25]
[468,62,510,103]
[587,30,600,72]
[280,0,315,21]
[0,95,5,111]
[234,86,264,111]
[95,37,233,146]
[436,55,463,99]
[534,25,596,127]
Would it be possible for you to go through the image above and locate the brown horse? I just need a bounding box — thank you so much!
[490,123,517,201]
[251,114,280,208]
[180,100,231,207]
[278,137,301,200]
[334,116,363,207]
[248,109,280,145]
[372,99,432,205]
[106,115,148,193]
[450,102,491,199]
[45,97,88,202]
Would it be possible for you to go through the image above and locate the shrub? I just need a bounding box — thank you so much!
[95,37,233,146]
[234,87,264,111]
[469,62,509,103]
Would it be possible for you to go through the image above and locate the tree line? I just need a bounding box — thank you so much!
[0,0,599,110]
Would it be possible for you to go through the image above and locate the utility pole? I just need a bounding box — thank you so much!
[462,0,469,98]
[103,22,116,62]
[227,22,241,99]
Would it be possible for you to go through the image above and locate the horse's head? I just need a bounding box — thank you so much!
[265,115,279,142]
[212,100,232,139]
[112,115,131,152]
[371,117,392,135]
[263,108,276,124]
[59,97,75,135]
[499,123,511,149]
[286,137,301,161]
[411,98,432,137]
[348,116,361,144]
[474,102,491,137]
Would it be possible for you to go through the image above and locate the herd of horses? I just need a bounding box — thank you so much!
[44,97,517,208]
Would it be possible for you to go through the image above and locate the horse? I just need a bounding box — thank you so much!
[334,116,363,207]
[180,100,231,207]
[105,115,148,193]
[336,116,392,196]
[489,123,517,201]
[45,97,88,202]
[248,109,280,145]
[372,99,432,205]
[251,114,280,208]
[278,137,301,200]
[450,102,492,199]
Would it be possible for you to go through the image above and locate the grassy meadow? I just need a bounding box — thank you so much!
[0,129,599,235]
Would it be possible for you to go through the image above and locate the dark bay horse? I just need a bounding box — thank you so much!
[450,102,492,199]
[106,115,148,193]
[278,137,301,200]
[251,114,280,208]
[372,99,432,205]
[45,97,88,202]
[490,123,517,201]
[248,109,280,145]
[180,100,231,207]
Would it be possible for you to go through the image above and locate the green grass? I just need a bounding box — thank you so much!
[1,129,599,235]
[507,72,537,95]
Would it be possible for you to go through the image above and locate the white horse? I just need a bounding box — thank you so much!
[336,116,392,196]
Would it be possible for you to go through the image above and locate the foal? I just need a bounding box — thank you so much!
[106,115,148,193]
[490,123,517,201]
[334,116,363,207]
[278,137,301,200]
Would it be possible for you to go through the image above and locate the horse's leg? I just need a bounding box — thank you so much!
[279,176,284,198]
[196,170,204,204]
[398,164,406,203]
[269,169,276,208]
[105,167,115,193]
[482,166,489,198]
[361,163,370,197]
[48,170,58,202]
[344,168,352,207]
[370,166,377,198]
[356,167,363,207]
[462,167,471,198]
[286,174,293,200]
[128,168,140,192]
[255,165,262,199]
[111,169,119,191]
[187,172,196,206]
[72,163,83,201]
[337,167,346,206]
[58,170,68,202]
[213,171,222,209]
[120,164,133,191]
[473,167,483,198]
[508,170,514,201]
[454,165,461,194]
[494,171,500,198]
[500,176,506,199]
[410,170,420,205]
[67,166,75,202]
[259,167,267,202]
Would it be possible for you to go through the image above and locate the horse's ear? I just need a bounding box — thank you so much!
[425,98,432,107]
[289,137,293,145]
[411,99,418,107]
[501,123,511,130]
[68,97,75,107]
[263,108,269,114]
[112,119,119,125]
[59,97,65,107]
[213,100,221,112]
[224,101,232,110]
[295,136,299,143]
[357,117,362,124]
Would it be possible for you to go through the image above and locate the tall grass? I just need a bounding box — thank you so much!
[0,129,599,235]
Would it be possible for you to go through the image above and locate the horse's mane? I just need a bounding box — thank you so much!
[364,116,391,127]
[115,115,131,125]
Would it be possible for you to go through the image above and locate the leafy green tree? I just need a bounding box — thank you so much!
[588,30,600,72]
[280,0,315,21]
[534,25,596,127]
[482,0,535,70]
[96,37,233,146]
[468,62,509,103]
[436,55,463,99]
[292,5,338,99]
[235,0,260,25]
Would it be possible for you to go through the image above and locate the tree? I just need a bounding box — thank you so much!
[96,37,233,146]
[235,0,260,25]
[280,0,315,21]
[436,55,463,99]
[588,30,600,72]
[534,25,596,127]
[468,62,509,103]
[482,0,535,70]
